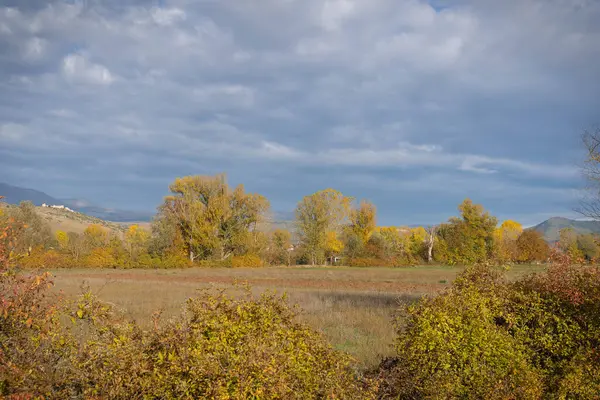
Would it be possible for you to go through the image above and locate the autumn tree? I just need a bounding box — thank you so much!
[124,224,150,262]
[158,174,270,262]
[295,189,352,265]
[269,229,292,265]
[559,228,583,260]
[494,220,523,263]
[439,199,498,265]
[6,201,52,256]
[516,230,549,263]
[324,231,344,265]
[349,201,377,245]
[579,126,600,219]
[424,226,437,263]
[55,230,69,251]
[84,224,109,250]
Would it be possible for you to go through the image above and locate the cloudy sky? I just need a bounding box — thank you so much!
[0,0,599,226]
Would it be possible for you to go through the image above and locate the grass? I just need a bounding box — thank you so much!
[50,264,546,369]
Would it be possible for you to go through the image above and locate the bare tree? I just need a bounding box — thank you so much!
[425,225,437,263]
[579,126,600,220]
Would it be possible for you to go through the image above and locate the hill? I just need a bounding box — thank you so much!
[0,202,131,235]
[0,182,153,222]
[0,182,60,206]
[531,217,600,242]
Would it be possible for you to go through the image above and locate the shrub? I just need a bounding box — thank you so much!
[231,253,264,268]
[385,266,543,399]
[382,260,600,398]
[83,248,116,268]
[73,288,378,399]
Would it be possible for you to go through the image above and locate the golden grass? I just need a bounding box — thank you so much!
[50,264,545,369]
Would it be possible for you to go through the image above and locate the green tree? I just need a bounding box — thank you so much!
[440,199,498,265]
[295,189,352,265]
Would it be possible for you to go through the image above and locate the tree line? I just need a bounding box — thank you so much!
[1,173,598,269]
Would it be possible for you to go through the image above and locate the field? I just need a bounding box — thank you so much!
[51,265,545,369]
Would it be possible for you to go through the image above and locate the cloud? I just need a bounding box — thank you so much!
[0,0,597,222]
[62,54,114,85]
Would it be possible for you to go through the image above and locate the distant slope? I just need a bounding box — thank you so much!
[531,217,600,242]
[0,182,153,222]
[0,182,60,206]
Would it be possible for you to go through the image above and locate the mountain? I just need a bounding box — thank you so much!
[0,182,153,222]
[531,217,600,242]
[0,182,61,206]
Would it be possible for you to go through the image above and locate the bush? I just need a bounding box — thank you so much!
[381,261,600,398]
[73,288,377,399]
[384,265,543,399]
[231,253,264,268]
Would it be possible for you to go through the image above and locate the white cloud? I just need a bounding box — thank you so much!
[62,54,114,85]
[151,7,186,26]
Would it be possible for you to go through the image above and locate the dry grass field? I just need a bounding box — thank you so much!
[50,265,545,369]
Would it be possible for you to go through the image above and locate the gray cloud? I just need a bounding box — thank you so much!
[0,0,597,223]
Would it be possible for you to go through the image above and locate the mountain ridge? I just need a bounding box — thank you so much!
[0,182,153,222]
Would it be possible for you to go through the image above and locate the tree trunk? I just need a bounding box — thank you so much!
[189,250,194,262]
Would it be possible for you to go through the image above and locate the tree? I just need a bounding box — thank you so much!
[579,126,600,219]
[158,174,270,262]
[494,220,523,263]
[7,201,53,256]
[324,231,344,265]
[516,230,549,263]
[576,234,599,262]
[55,231,69,251]
[124,224,150,261]
[269,229,292,265]
[440,199,498,265]
[295,189,352,265]
[84,224,109,250]
[559,228,583,260]
[349,200,377,245]
[424,226,437,263]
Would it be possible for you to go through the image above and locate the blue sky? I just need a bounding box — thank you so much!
[0,0,598,226]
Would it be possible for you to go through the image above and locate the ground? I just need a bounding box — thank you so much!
[50,264,545,369]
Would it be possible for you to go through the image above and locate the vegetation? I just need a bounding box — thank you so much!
[7,174,600,269]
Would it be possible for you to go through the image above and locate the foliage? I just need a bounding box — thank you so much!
[231,253,264,268]
[349,200,377,245]
[268,229,292,265]
[516,230,550,263]
[295,189,352,265]
[382,256,600,398]
[158,174,270,262]
[438,199,498,265]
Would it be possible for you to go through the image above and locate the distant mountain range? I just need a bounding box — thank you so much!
[0,182,154,222]
[530,217,600,243]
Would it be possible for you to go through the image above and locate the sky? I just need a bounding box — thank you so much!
[0,0,599,226]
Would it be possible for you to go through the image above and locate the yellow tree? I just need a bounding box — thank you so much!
[159,174,269,261]
[124,224,150,261]
[325,231,344,265]
[494,220,523,262]
[295,189,352,265]
[350,200,377,245]
[83,224,108,249]
[55,230,69,251]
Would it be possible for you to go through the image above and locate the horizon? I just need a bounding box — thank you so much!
[1,1,598,227]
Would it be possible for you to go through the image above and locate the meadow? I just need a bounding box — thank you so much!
[50,264,545,369]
